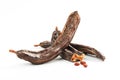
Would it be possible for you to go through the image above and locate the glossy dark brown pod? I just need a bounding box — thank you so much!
[9,11,80,64]
[70,44,105,61]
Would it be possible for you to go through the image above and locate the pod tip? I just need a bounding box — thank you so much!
[9,49,17,53]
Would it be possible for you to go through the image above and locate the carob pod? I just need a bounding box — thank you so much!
[69,43,105,61]
[36,27,105,61]
[9,11,80,64]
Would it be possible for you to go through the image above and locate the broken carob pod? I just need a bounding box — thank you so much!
[70,43,105,61]
[35,28,105,61]
[9,11,80,64]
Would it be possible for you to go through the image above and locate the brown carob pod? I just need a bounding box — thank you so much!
[70,44,105,61]
[9,11,80,64]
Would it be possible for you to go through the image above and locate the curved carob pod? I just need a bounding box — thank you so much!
[70,44,105,61]
[9,11,80,64]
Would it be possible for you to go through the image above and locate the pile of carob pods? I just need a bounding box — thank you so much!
[9,11,105,68]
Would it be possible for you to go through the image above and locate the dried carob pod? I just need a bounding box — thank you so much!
[9,11,80,64]
[70,43,105,61]
[35,27,105,61]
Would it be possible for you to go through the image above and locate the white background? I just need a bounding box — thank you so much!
[0,0,120,80]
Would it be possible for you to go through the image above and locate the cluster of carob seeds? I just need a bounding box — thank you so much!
[9,11,105,67]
